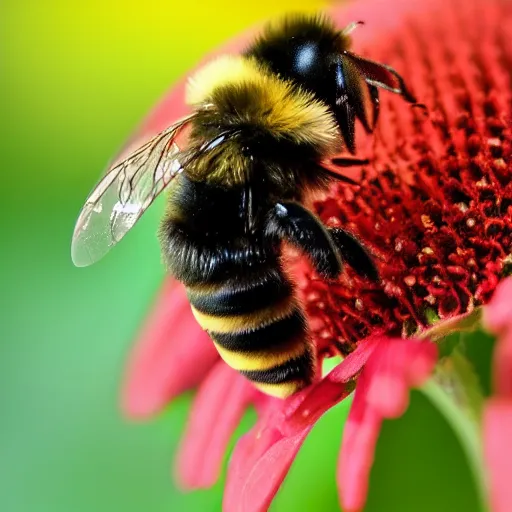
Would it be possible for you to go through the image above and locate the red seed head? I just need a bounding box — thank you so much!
[299,0,512,355]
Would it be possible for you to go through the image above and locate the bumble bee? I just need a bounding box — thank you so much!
[72,14,417,398]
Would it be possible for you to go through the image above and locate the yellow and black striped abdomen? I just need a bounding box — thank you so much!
[187,269,315,398]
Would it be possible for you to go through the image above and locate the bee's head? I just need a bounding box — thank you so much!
[245,15,351,115]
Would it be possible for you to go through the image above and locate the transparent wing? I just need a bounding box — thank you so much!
[71,114,194,267]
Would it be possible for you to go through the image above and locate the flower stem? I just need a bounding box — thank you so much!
[420,379,489,512]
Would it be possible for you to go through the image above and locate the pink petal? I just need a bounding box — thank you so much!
[339,372,382,512]
[338,338,437,512]
[365,338,438,417]
[329,335,382,383]
[176,362,256,489]
[483,398,512,512]
[483,277,512,335]
[287,335,381,432]
[122,279,218,418]
[224,401,312,512]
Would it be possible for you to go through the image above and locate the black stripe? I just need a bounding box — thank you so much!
[188,270,293,316]
[210,307,305,353]
[240,351,314,384]
[160,204,279,286]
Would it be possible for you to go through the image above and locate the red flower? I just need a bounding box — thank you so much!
[121,0,512,510]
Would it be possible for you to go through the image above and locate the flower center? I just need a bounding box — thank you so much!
[298,0,512,355]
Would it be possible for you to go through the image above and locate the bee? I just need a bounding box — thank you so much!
[72,14,417,398]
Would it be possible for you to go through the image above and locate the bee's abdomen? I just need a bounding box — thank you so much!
[187,270,315,398]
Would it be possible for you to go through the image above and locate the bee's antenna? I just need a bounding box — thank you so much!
[341,21,365,37]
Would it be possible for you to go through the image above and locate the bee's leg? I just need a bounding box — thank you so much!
[369,84,380,128]
[345,51,418,104]
[328,227,379,282]
[265,202,343,279]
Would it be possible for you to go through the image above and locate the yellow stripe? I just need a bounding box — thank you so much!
[190,295,295,333]
[253,381,306,398]
[186,55,263,105]
[213,336,310,372]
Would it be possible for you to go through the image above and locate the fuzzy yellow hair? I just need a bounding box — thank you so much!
[186,55,340,152]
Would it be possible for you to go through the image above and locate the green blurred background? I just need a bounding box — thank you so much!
[0,1,480,510]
